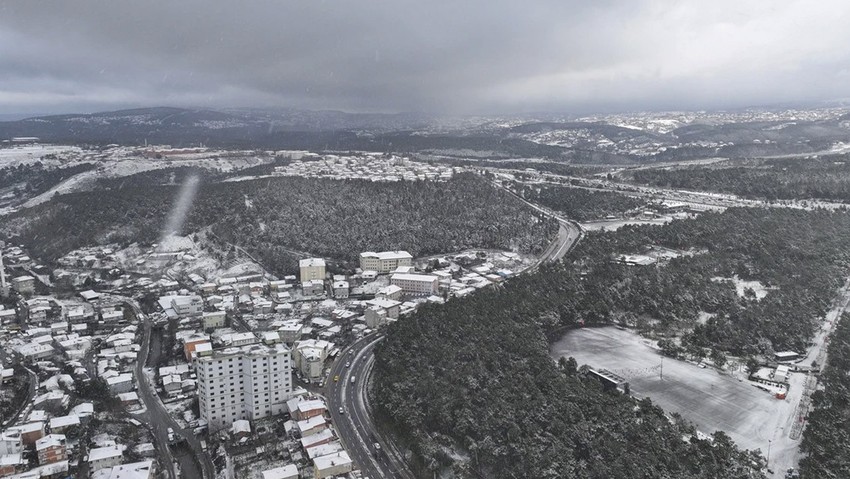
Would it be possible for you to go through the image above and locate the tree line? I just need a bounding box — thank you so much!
[1,172,556,274]
[799,312,850,478]
[506,181,645,221]
[374,258,765,478]
[628,155,850,202]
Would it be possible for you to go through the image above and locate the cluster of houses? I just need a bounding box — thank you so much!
[0,237,529,478]
[235,391,353,479]
[0,373,153,478]
[272,153,455,182]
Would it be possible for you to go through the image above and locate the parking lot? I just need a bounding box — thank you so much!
[551,326,803,472]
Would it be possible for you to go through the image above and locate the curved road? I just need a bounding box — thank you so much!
[326,186,584,478]
[327,334,415,479]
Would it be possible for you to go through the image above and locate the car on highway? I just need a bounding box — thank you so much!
[333,375,339,382]
[345,361,351,368]
[339,407,345,414]
[350,376,356,384]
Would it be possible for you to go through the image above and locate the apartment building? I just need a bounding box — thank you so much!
[390,273,439,295]
[195,344,293,432]
[299,258,326,283]
[35,434,66,465]
[359,251,413,273]
[172,295,203,317]
[88,445,124,472]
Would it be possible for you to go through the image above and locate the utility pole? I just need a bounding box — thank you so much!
[766,439,771,470]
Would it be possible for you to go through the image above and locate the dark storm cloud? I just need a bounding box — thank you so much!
[1,1,850,115]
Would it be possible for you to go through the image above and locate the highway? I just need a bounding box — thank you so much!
[486,167,850,212]
[324,183,585,478]
[327,334,415,479]
[491,178,584,269]
[128,300,215,479]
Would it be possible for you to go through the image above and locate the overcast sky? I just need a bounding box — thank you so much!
[2,1,850,116]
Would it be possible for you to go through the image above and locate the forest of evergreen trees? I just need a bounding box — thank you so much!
[0,162,96,202]
[374,206,850,478]
[799,313,850,478]
[507,181,645,221]
[1,173,556,274]
[628,155,850,202]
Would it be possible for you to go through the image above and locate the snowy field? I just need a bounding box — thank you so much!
[580,217,674,231]
[0,145,84,167]
[551,327,804,476]
[712,276,775,300]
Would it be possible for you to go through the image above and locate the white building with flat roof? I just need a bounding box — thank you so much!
[262,464,299,479]
[359,251,413,273]
[203,311,226,330]
[172,295,203,317]
[299,258,326,283]
[88,444,124,472]
[195,343,293,432]
[375,285,403,301]
[101,460,155,479]
[314,451,353,479]
[332,281,349,299]
[390,273,439,295]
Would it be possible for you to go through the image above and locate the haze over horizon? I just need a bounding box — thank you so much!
[3,1,850,116]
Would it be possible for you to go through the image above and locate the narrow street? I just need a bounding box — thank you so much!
[128,300,214,479]
[0,346,37,430]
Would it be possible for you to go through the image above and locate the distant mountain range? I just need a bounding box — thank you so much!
[2,106,850,164]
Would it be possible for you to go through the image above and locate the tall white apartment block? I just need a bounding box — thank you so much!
[299,258,326,283]
[359,251,413,273]
[195,343,293,432]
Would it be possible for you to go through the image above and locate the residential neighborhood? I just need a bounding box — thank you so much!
[0,236,529,478]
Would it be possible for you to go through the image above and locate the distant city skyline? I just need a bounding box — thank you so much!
[2,1,850,116]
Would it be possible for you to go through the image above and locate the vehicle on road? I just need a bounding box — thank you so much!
[339,407,345,414]
[374,442,381,454]
[345,361,351,367]
[333,375,339,382]
[167,427,175,444]
[350,376,356,384]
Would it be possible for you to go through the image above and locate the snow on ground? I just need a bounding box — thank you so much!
[158,234,195,252]
[0,145,84,167]
[696,311,715,325]
[711,276,775,300]
[5,146,271,212]
[551,326,804,475]
[580,217,674,231]
[163,398,194,428]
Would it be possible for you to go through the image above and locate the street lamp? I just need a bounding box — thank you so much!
[766,439,772,470]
